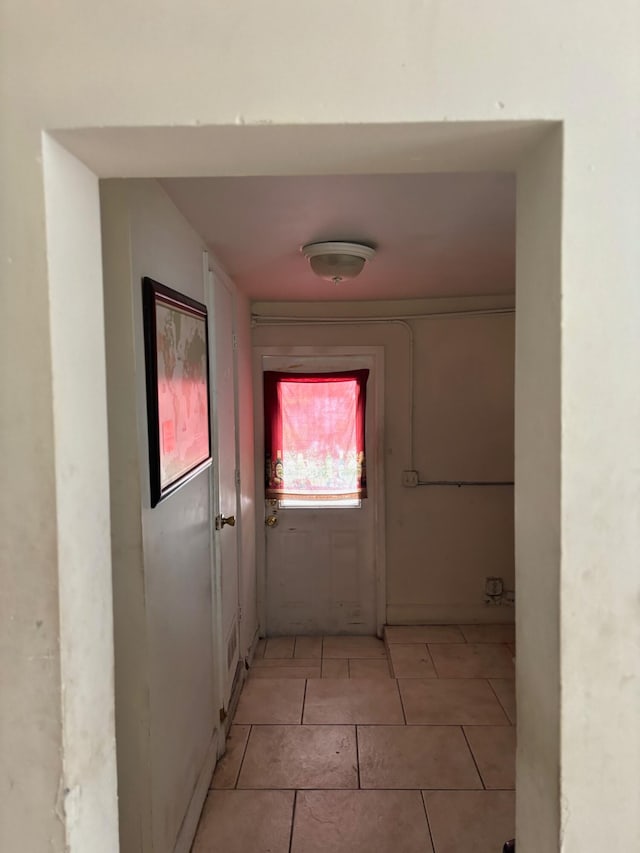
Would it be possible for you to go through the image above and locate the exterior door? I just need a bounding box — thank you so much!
[261,352,382,636]
[208,266,240,711]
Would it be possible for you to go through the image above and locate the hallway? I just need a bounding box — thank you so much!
[192,626,515,852]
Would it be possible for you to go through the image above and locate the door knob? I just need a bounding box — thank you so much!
[215,514,236,529]
[265,515,278,528]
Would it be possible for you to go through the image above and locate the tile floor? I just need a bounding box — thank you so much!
[192,625,516,853]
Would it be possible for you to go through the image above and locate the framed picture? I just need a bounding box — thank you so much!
[142,277,212,506]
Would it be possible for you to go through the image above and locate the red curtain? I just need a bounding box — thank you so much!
[264,370,369,501]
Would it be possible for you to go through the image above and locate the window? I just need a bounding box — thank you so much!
[264,370,369,506]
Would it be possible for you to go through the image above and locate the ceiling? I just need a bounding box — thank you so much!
[160,172,516,303]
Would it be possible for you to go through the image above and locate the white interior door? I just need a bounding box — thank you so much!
[261,353,382,636]
[210,268,240,709]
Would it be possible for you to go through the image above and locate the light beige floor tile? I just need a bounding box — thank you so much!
[192,790,294,853]
[489,679,516,724]
[211,725,250,789]
[385,625,464,644]
[250,665,320,678]
[359,725,482,789]
[294,636,323,659]
[399,678,509,725]
[458,623,515,644]
[264,636,295,658]
[322,658,349,678]
[429,643,515,678]
[424,790,515,853]
[349,658,392,678]
[389,643,437,678]
[237,724,357,789]
[233,678,305,724]
[303,678,404,724]
[291,790,433,853]
[253,638,266,659]
[322,635,387,658]
[464,726,516,789]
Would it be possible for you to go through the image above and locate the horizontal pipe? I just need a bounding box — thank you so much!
[252,307,514,323]
[416,480,514,487]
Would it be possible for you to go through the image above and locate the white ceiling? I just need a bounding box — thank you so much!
[160,172,515,302]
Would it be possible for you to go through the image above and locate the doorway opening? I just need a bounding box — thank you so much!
[44,119,562,851]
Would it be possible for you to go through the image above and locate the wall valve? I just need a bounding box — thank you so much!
[402,469,419,487]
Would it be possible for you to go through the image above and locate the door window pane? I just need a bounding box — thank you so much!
[264,370,368,503]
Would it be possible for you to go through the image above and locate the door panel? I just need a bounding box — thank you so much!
[266,509,374,634]
[269,529,314,619]
[330,530,360,603]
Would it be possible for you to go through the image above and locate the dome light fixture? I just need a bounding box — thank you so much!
[301,241,376,284]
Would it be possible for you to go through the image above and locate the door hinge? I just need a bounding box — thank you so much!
[238,605,243,622]
[235,469,241,487]
[232,333,238,351]
[219,706,227,723]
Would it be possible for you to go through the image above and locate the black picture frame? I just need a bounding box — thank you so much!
[142,277,212,507]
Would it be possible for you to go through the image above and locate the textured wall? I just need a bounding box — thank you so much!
[1,1,638,851]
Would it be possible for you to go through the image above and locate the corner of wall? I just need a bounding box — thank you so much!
[100,179,153,852]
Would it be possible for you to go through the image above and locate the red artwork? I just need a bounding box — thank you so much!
[143,277,212,506]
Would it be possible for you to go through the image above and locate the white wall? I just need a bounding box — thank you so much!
[2,2,639,852]
[100,179,256,853]
[252,307,515,624]
[515,129,562,851]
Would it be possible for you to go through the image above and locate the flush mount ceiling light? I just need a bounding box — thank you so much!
[301,241,376,284]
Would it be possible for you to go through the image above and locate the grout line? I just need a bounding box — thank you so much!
[234,724,253,789]
[382,627,392,668]
[487,678,514,725]
[425,643,440,677]
[395,678,408,726]
[300,678,308,724]
[461,725,486,790]
[292,635,298,658]
[287,790,297,853]
[418,786,490,791]
[394,672,512,681]
[243,722,505,728]
[355,725,361,789]
[232,784,489,792]
[420,790,437,853]
[387,647,397,678]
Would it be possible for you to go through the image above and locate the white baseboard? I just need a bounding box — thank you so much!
[173,728,218,853]
[386,603,515,625]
